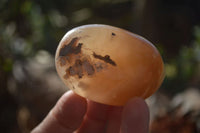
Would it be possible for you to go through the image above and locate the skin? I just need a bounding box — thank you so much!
[31,90,149,133]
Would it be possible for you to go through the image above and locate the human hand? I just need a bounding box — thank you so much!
[31,90,149,133]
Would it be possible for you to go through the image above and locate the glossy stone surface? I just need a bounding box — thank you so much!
[55,24,165,106]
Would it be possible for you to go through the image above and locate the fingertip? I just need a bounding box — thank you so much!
[57,90,87,115]
[121,97,149,133]
[32,91,87,133]
[52,90,87,129]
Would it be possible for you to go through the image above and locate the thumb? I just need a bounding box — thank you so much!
[31,91,87,133]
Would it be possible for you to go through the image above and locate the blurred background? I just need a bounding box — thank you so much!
[0,0,200,132]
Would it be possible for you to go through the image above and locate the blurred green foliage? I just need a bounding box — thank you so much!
[163,26,200,94]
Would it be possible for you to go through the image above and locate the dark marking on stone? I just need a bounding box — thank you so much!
[75,59,84,78]
[82,59,95,75]
[112,32,116,36]
[68,66,76,76]
[60,57,66,66]
[93,52,116,66]
[65,59,84,79]
[95,63,104,72]
[59,56,71,67]
[59,37,82,56]
[72,86,75,89]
